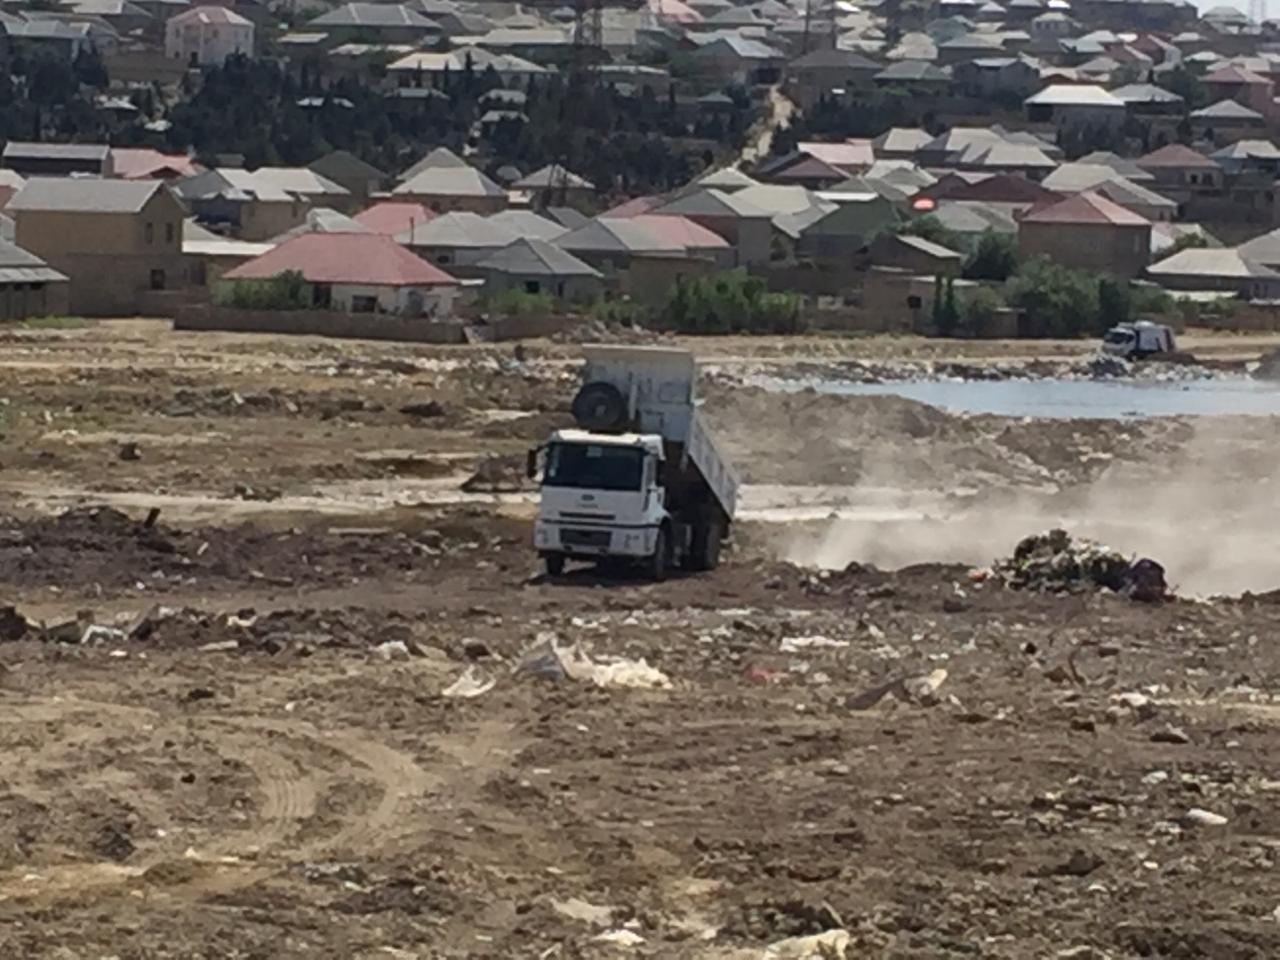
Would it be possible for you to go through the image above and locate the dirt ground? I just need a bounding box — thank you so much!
[2,321,1280,959]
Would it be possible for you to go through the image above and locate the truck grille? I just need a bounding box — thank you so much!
[561,528,611,549]
[559,512,617,521]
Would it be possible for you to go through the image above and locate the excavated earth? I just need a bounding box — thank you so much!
[0,323,1279,959]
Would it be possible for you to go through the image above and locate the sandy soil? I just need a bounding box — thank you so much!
[2,321,1280,959]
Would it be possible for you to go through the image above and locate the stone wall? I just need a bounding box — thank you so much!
[175,306,574,343]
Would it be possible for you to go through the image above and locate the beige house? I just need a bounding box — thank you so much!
[1018,190,1152,279]
[9,179,187,316]
[165,6,254,66]
[0,239,70,319]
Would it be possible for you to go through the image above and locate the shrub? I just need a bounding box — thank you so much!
[655,269,804,334]
[214,271,309,310]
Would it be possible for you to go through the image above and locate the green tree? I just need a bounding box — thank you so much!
[1096,276,1131,328]
[1163,231,1210,256]
[1005,258,1101,337]
[897,214,965,252]
[960,286,1004,337]
[964,230,1019,281]
[655,270,803,335]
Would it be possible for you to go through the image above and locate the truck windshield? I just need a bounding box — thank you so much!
[544,443,645,492]
[1104,330,1134,345]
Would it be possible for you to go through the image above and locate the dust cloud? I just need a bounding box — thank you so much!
[716,392,1280,597]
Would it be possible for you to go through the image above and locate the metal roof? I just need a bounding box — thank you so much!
[478,237,600,276]
[7,178,166,213]
[393,165,506,198]
[3,142,110,161]
[224,233,457,286]
[398,211,517,247]
[1025,84,1125,107]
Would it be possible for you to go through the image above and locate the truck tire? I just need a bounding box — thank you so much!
[544,553,566,577]
[689,517,723,571]
[572,381,628,432]
[648,527,668,582]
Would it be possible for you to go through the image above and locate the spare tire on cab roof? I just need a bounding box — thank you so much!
[572,381,628,432]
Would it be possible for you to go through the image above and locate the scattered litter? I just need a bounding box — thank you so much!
[551,897,614,927]
[374,640,411,662]
[442,667,496,699]
[780,635,849,653]
[993,529,1167,602]
[198,640,240,653]
[593,929,645,947]
[763,929,850,959]
[518,638,670,690]
[80,624,127,645]
[1183,808,1228,828]
[846,669,947,710]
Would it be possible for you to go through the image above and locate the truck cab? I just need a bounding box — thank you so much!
[1101,321,1176,360]
[529,345,738,580]
[533,430,667,575]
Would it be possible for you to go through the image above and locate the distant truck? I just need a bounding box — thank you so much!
[528,345,739,580]
[1101,321,1177,360]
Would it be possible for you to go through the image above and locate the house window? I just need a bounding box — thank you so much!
[166,222,175,244]
[150,269,166,290]
[351,295,377,313]
[436,253,452,265]
[145,222,154,245]
[907,295,922,309]
[524,280,541,294]
[1188,173,1198,185]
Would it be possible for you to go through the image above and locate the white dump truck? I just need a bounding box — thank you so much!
[528,345,739,579]
[1101,321,1177,360]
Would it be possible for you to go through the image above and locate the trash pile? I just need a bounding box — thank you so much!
[992,529,1168,602]
[1254,348,1280,381]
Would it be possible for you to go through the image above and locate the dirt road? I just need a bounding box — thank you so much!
[0,322,1279,958]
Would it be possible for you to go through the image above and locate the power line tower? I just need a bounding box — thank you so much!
[1250,0,1268,23]
[552,0,605,206]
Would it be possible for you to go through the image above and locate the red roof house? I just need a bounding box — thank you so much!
[111,148,203,181]
[353,201,437,236]
[223,233,459,316]
[1018,190,1152,277]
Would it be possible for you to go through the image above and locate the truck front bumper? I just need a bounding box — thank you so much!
[534,521,657,558]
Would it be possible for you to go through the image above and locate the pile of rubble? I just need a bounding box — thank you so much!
[992,529,1168,602]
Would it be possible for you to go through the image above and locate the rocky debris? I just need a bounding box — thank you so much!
[1150,724,1191,745]
[0,604,28,641]
[117,441,141,462]
[399,400,446,419]
[1253,348,1280,381]
[550,319,657,345]
[993,529,1167,601]
[461,454,531,493]
[845,669,947,710]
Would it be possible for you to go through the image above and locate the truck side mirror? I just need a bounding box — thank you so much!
[526,448,538,480]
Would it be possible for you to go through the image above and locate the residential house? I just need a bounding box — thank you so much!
[308,150,389,205]
[932,200,1020,237]
[182,219,273,286]
[1201,64,1275,118]
[869,233,964,275]
[306,4,440,44]
[353,201,435,236]
[222,233,459,316]
[1042,164,1178,220]
[554,217,720,301]
[62,0,153,35]
[1146,247,1280,297]
[758,141,874,187]
[1211,139,1280,176]
[936,31,1007,65]
[487,210,567,241]
[692,166,758,192]
[1018,190,1152,277]
[630,214,734,267]
[269,208,367,242]
[110,148,201,181]
[0,170,23,210]
[795,193,900,261]
[177,167,352,240]
[553,216,687,274]
[8,179,185,315]
[164,5,253,66]
[512,165,596,208]
[1110,82,1185,116]
[2,142,112,177]
[385,46,549,90]
[398,211,518,272]
[873,60,951,91]
[1031,10,1075,36]
[469,27,574,65]
[872,128,934,159]
[1077,151,1157,182]
[1136,143,1225,197]
[953,56,1040,98]
[0,239,70,319]
[1024,84,1126,130]
[955,142,1058,180]
[1237,225,1280,268]
[648,187,772,265]
[924,171,1063,208]
[393,164,507,213]
[1190,99,1267,144]
[477,237,602,302]
[786,47,881,108]
[692,34,785,85]
[8,20,113,59]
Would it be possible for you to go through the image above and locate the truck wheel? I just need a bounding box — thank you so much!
[648,528,668,582]
[545,553,566,577]
[689,517,723,571]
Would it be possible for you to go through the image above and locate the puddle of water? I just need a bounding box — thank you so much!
[759,376,1280,419]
